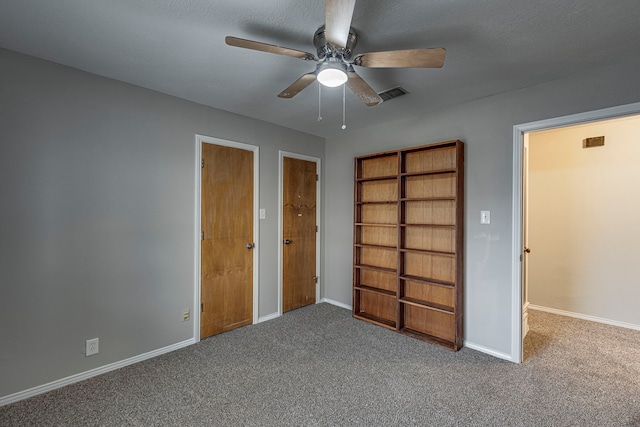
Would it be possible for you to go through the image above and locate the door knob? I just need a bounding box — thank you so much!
[283,239,291,244]
[524,247,531,253]
[246,243,254,249]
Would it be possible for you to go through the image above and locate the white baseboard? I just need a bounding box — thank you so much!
[0,338,195,407]
[464,341,515,362]
[257,312,280,323]
[320,298,352,310]
[320,299,517,363]
[529,305,640,331]
[257,300,352,324]
[318,299,515,362]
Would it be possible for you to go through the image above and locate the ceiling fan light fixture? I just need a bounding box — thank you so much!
[317,64,348,87]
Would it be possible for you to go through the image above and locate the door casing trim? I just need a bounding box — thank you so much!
[278,151,322,315]
[511,102,640,362]
[194,134,260,342]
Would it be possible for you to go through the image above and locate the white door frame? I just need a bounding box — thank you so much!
[511,102,640,362]
[194,134,260,342]
[278,151,322,315]
[521,134,530,340]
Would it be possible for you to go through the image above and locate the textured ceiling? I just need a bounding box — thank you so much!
[1,0,640,138]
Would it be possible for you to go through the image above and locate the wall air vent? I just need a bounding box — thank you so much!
[583,136,605,148]
[378,87,408,102]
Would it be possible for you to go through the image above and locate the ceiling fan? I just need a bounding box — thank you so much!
[225,0,446,107]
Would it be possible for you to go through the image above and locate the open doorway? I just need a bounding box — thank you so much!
[512,102,640,362]
[524,114,640,359]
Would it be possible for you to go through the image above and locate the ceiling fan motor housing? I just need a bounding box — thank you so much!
[314,25,358,60]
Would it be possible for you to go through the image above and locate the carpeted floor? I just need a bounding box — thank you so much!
[1,303,639,426]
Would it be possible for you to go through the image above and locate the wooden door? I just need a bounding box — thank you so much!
[201,143,253,339]
[282,157,317,312]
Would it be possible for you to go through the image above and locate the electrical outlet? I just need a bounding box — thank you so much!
[86,338,99,357]
[183,308,190,322]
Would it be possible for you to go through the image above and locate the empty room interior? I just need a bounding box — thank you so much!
[1,0,640,425]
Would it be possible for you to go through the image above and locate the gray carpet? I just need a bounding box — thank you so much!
[1,303,639,426]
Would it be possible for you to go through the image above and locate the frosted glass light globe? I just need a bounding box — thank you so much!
[317,68,347,87]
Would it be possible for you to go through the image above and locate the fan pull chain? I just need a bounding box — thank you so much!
[317,83,323,121]
[341,84,347,130]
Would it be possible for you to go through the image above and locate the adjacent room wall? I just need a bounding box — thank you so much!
[323,57,640,357]
[527,116,640,326]
[0,48,324,399]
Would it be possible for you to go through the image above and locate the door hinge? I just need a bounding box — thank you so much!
[316,226,318,232]
[201,158,204,168]
[201,231,204,241]
[201,303,204,313]
[313,276,318,283]
[316,174,319,181]
[519,254,522,262]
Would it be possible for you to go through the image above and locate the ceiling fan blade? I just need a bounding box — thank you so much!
[226,36,316,61]
[354,48,446,68]
[325,0,356,48]
[277,73,317,98]
[346,70,382,107]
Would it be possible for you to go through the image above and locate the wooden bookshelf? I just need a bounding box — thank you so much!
[353,140,464,351]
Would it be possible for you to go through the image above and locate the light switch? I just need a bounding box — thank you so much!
[259,209,266,220]
[481,210,491,224]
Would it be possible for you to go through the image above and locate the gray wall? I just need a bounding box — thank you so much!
[0,48,324,398]
[2,43,640,400]
[323,57,640,356]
